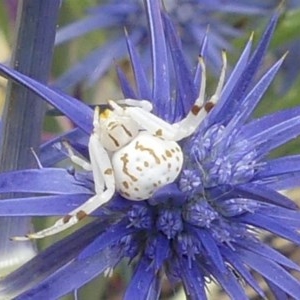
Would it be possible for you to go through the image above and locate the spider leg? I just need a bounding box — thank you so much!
[109,51,227,141]
[114,99,153,112]
[109,99,178,139]
[61,139,106,192]
[62,140,93,171]
[30,147,43,169]
[208,50,227,105]
[13,111,115,241]
[175,50,227,132]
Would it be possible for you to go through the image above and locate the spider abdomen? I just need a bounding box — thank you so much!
[112,132,183,200]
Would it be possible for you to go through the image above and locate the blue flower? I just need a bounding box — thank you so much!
[54,0,275,90]
[0,1,300,299]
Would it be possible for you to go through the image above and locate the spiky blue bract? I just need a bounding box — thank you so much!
[0,1,300,299]
[54,0,276,90]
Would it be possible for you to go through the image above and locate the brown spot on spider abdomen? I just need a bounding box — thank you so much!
[165,150,172,157]
[122,181,129,189]
[155,129,163,137]
[119,153,138,182]
[135,140,161,164]
[104,168,113,175]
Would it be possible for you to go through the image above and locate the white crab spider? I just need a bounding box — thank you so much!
[13,52,227,241]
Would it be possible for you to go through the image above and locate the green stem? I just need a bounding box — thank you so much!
[0,0,60,275]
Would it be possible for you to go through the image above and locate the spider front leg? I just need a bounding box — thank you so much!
[62,140,93,171]
[109,51,227,141]
[13,111,115,241]
[114,99,153,112]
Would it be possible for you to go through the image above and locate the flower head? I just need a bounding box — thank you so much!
[55,0,276,90]
[0,1,300,299]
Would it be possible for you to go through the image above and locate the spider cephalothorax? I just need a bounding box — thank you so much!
[14,52,227,240]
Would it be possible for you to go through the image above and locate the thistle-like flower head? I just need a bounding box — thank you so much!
[55,0,276,90]
[0,1,300,299]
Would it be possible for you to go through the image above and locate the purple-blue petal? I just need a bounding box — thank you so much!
[116,64,137,99]
[0,194,90,216]
[206,261,248,300]
[55,13,120,45]
[204,34,253,129]
[146,0,170,116]
[123,256,156,300]
[235,239,300,272]
[54,36,130,89]
[78,219,135,260]
[0,218,110,299]
[152,234,170,271]
[237,248,300,299]
[16,248,121,300]
[193,228,227,274]
[0,168,92,195]
[241,106,300,139]
[88,3,139,16]
[267,280,289,300]
[40,128,88,167]
[125,30,151,100]
[258,206,300,229]
[221,246,266,298]
[233,183,298,209]
[236,213,300,245]
[256,155,300,179]
[262,173,300,191]
[244,114,300,158]
[177,258,206,300]
[224,55,285,134]
[209,13,278,126]
[0,64,93,134]
[145,275,161,300]
[162,12,196,119]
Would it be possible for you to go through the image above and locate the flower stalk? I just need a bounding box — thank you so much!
[0,0,60,275]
